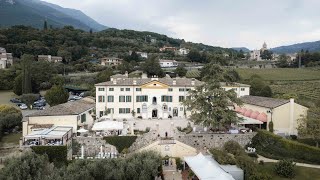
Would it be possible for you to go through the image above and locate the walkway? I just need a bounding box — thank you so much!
[257,155,320,169]
[162,159,182,180]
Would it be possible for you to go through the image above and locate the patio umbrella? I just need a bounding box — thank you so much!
[78,128,88,133]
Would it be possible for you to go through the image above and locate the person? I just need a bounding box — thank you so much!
[165,131,168,137]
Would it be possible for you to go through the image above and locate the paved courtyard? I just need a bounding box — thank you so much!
[129,118,191,137]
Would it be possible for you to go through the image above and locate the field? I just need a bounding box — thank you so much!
[257,162,320,180]
[186,70,200,78]
[271,81,320,101]
[236,68,320,81]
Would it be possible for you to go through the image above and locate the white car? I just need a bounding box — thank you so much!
[73,96,83,100]
[19,104,28,110]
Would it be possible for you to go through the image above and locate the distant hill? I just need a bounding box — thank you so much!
[271,41,320,54]
[0,0,107,31]
[232,47,250,52]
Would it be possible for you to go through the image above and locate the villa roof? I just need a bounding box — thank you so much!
[241,95,290,109]
[95,78,202,87]
[26,99,95,117]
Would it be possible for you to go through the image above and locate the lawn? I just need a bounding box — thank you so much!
[237,68,320,81]
[257,162,320,180]
[0,133,21,147]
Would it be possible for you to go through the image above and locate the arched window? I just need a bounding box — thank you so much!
[142,103,147,111]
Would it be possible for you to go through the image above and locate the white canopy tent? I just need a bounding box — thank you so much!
[184,153,235,180]
[237,114,263,125]
[92,121,124,131]
[77,128,88,133]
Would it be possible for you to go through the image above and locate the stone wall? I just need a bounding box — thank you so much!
[174,132,256,151]
[74,137,117,157]
[129,130,160,152]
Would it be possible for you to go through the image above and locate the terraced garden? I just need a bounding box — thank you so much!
[186,70,200,78]
[270,81,320,101]
[237,68,320,81]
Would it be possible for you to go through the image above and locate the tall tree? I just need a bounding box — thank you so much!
[45,85,69,106]
[142,56,165,77]
[174,64,187,77]
[298,107,320,147]
[184,63,242,130]
[260,50,273,60]
[276,54,289,68]
[21,54,33,94]
[43,20,48,30]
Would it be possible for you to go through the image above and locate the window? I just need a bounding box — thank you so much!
[107,96,114,102]
[98,96,105,102]
[142,103,147,111]
[179,88,185,92]
[120,88,124,91]
[186,88,191,91]
[99,111,104,117]
[119,108,130,114]
[241,88,245,91]
[169,107,171,111]
[98,88,105,91]
[137,108,140,113]
[136,88,141,91]
[179,96,185,102]
[81,114,86,123]
[119,96,125,102]
[126,96,132,102]
[107,108,114,114]
[126,88,130,91]
[136,95,148,102]
[168,88,173,92]
[109,88,114,91]
[180,107,184,111]
[161,96,172,102]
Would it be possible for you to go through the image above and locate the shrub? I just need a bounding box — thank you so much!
[175,157,183,170]
[210,149,236,165]
[252,130,320,164]
[247,152,258,158]
[235,155,256,179]
[223,140,245,156]
[31,146,67,166]
[248,172,272,180]
[274,159,296,178]
[104,136,137,153]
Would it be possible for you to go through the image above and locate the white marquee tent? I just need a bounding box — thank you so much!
[184,153,235,180]
[92,121,124,131]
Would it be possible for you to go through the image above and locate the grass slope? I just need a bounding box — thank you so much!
[257,162,320,180]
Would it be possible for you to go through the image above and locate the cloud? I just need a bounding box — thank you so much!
[43,0,320,49]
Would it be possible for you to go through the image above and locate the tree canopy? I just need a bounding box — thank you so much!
[184,63,242,130]
[45,85,69,106]
[142,56,165,77]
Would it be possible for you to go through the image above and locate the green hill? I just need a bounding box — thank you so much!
[0,0,106,31]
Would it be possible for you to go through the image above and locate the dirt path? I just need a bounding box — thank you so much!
[258,155,320,169]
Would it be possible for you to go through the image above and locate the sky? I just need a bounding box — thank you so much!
[43,0,320,49]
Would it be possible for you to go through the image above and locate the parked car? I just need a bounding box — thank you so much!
[33,101,46,107]
[33,106,45,110]
[10,98,21,103]
[19,104,28,110]
[73,96,82,100]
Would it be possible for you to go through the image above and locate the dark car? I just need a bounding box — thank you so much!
[33,106,45,110]
[10,98,21,103]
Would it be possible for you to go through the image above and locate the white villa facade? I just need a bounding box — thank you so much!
[95,77,250,120]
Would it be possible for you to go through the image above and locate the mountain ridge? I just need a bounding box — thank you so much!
[0,0,107,31]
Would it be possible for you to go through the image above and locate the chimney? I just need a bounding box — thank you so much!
[173,79,176,85]
[133,80,137,85]
[151,75,158,81]
[113,80,117,85]
[289,98,294,135]
[125,71,128,77]
[191,78,195,86]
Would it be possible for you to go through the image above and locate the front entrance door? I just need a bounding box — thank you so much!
[153,97,157,104]
[152,109,158,118]
[173,108,178,117]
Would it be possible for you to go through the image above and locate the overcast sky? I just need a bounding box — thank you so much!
[43,0,320,49]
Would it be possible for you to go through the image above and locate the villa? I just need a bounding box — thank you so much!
[95,75,250,120]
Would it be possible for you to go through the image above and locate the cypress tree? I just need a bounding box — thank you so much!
[21,54,33,94]
[43,20,48,30]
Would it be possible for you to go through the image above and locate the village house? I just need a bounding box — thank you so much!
[159,59,178,68]
[100,57,123,66]
[22,98,95,137]
[235,95,308,136]
[38,55,63,63]
[159,46,177,52]
[0,47,13,69]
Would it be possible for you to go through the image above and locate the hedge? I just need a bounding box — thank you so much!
[252,130,320,164]
[31,146,67,166]
[104,136,137,153]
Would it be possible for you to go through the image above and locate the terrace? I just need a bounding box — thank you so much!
[22,126,73,147]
